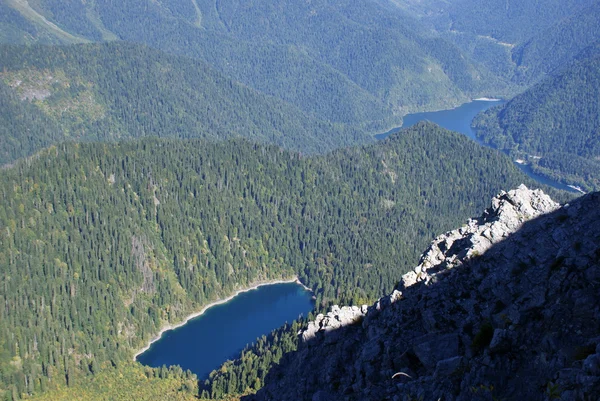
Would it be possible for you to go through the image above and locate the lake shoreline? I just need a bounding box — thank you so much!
[133,276,309,361]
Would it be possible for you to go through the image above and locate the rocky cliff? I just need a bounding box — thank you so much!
[246,186,600,401]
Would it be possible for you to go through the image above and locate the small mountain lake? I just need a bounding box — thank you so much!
[136,282,314,379]
[376,99,577,193]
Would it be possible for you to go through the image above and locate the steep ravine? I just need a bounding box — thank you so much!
[247,186,600,401]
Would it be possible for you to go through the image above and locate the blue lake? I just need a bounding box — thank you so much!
[136,282,314,379]
[376,100,577,193]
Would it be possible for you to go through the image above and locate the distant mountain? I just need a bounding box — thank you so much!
[0,0,508,127]
[393,0,599,84]
[438,0,595,44]
[472,45,600,191]
[0,42,373,164]
[0,123,551,399]
[512,1,600,83]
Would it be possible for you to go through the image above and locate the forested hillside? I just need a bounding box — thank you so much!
[472,46,600,191]
[0,0,509,126]
[0,123,549,399]
[201,321,306,399]
[0,42,372,164]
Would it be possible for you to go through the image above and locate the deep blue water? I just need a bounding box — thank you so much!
[376,100,577,193]
[136,282,313,379]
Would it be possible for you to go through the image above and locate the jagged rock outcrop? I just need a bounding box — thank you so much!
[245,187,600,401]
[302,291,404,343]
[302,305,370,342]
[401,184,559,289]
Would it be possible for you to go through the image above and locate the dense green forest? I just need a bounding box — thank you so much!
[0,123,552,399]
[0,42,372,164]
[0,2,593,399]
[472,45,600,191]
[436,0,595,44]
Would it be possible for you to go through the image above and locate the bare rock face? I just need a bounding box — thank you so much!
[302,290,404,343]
[302,305,369,342]
[247,188,600,401]
[401,184,559,289]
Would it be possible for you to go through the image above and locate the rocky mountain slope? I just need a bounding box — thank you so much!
[248,186,600,401]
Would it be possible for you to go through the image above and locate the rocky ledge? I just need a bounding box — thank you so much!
[302,305,369,342]
[401,184,559,288]
[246,187,600,401]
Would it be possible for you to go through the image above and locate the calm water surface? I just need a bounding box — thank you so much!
[137,282,313,379]
[376,100,577,193]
